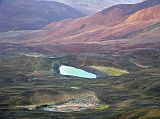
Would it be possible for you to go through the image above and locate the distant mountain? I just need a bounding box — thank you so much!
[48,0,145,15]
[0,0,85,32]
[34,0,160,43]
[0,0,160,55]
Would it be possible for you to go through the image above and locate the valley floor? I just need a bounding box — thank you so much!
[0,48,160,119]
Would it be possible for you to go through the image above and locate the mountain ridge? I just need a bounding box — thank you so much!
[49,0,145,15]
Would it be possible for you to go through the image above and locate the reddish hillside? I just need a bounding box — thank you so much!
[0,0,160,55]
[125,4,160,23]
[37,0,160,43]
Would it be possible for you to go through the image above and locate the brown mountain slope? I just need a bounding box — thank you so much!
[41,2,160,43]
[0,0,160,55]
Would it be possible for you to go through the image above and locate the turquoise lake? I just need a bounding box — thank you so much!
[59,65,96,79]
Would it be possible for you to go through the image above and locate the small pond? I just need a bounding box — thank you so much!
[59,65,96,79]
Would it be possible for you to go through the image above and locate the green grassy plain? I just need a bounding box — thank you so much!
[90,66,129,76]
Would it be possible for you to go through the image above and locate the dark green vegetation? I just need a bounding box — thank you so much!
[0,48,160,119]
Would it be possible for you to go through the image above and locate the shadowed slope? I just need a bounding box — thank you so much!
[0,0,85,32]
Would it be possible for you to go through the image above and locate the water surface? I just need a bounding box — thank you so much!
[59,65,96,79]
